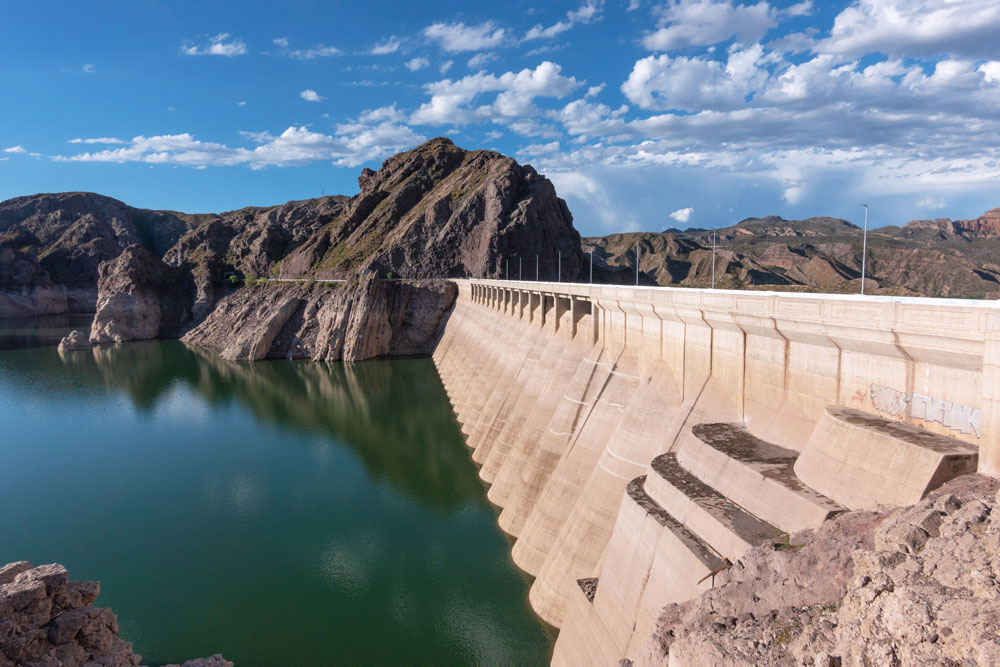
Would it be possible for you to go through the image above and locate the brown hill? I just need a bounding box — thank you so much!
[589,210,1000,298]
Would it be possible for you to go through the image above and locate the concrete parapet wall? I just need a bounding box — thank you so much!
[433,279,1000,664]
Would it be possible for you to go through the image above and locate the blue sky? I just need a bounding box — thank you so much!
[2,0,999,235]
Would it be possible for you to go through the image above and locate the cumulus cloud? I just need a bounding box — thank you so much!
[3,145,28,153]
[818,0,1000,58]
[411,61,580,128]
[424,21,506,52]
[670,207,694,222]
[273,37,289,48]
[181,33,247,57]
[300,89,324,102]
[622,44,770,111]
[643,0,777,50]
[82,63,95,74]
[524,1,604,40]
[68,137,124,144]
[370,36,401,55]
[54,121,425,170]
[405,57,429,71]
[439,60,454,74]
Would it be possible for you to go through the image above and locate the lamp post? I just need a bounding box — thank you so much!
[558,251,562,283]
[711,228,717,289]
[860,204,869,295]
[519,257,522,281]
[635,241,640,286]
[589,249,593,284]
[505,258,509,281]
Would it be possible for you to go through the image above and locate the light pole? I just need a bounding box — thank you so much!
[536,255,539,281]
[860,204,869,295]
[519,257,522,281]
[505,258,509,281]
[635,241,640,286]
[589,249,593,284]
[558,251,562,283]
[712,228,717,289]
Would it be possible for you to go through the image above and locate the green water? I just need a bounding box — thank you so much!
[0,320,552,665]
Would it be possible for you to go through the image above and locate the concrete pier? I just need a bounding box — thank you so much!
[432,279,995,664]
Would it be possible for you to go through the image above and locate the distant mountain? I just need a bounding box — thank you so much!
[586,209,1000,298]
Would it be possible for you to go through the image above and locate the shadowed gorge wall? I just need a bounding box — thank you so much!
[432,279,997,664]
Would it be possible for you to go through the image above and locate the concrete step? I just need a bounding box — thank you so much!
[645,453,786,563]
[795,405,980,510]
[676,423,845,534]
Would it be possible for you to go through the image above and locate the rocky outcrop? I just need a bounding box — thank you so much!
[58,330,93,352]
[646,473,1000,666]
[0,561,231,667]
[282,137,583,281]
[0,247,68,317]
[90,245,194,344]
[181,277,456,362]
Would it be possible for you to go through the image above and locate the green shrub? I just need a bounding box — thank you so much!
[228,275,240,287]
[271,260,282,277]
[245,271,258,287]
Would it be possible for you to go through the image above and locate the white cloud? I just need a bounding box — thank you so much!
[783,1,812,17]
[68,137,124,144]
[55,122,426,170]
[405,57,429,71]
[439,60,454,74]
[643,0,777,50]
[424,21,506,52]
[82,63,95,74]
[467,52,497,69]
[585,84,605,98]
[819,0,1000,58]
[981,61,1000,82]
[273,37,289,48]
[622,44,770,111]
[237,100,247,107]
[3,145,29,153]
[370,36,401,55]
[670,207,694,222]
[524,1,604,40]
[411,61,580,128]
[917,197,947,209]
[181,33,248,57]
[300,89,324,102]
[287,45,340,59]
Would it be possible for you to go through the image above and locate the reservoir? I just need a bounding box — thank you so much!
[0,319,552,665]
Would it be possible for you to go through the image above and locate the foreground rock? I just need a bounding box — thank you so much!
[57,330,93,352]
[181,277,456,361]
[0,561,231,667]
[90,245,194,344]
[647,473,1000,665]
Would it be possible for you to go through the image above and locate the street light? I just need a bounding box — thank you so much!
[589,249,593,284]
[860,204,869,295]
[558,251,562,283]
[711,228,717,289]
[635,241,640,286]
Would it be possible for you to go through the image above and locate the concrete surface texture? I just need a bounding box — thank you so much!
[432,279,999,664]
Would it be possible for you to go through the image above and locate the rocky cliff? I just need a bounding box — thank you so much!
[0,561,230,667]
[646,473,1000,665]
[181,277,456,361]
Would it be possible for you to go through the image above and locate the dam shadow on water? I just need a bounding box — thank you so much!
[0,331,553,665]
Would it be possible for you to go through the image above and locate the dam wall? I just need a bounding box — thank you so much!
[431,279,997,664]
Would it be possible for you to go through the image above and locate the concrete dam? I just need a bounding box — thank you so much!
[431,278,998,664]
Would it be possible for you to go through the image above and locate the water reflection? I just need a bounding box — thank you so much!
[0,314,93,350]
[37,340,484,511]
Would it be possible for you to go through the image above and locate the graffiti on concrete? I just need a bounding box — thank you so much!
[910,392,982,439]
[869,384,910,419]
[869,383,982,438]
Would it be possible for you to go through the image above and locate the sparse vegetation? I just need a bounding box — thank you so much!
[271,260,282,277]
[244,271,258,287]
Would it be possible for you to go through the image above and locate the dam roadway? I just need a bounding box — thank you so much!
[431,278,999,665]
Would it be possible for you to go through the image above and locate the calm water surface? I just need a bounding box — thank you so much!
[0,319,552,665]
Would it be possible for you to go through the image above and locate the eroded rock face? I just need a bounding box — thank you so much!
[58,330,93,352]
[646,473,1000,666]
[90,245,194,344]
[181,277,457,362]
[0,562,232,667]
